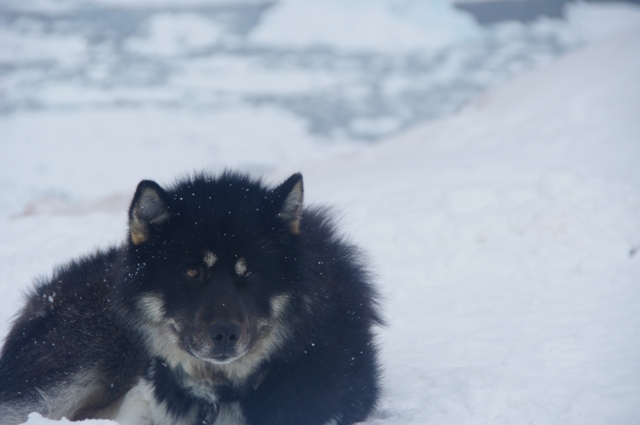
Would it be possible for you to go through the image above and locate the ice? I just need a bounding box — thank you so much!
[2,1,635,140]
[125,13,228,56]
[250,0,480,50]
[0,29,87,64]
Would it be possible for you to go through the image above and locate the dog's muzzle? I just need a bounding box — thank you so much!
[207,321,243,361]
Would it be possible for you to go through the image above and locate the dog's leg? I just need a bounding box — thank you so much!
[111,378,155,425]
[114,376,206,425]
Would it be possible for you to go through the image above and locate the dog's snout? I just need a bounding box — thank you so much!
[208,322,242,350]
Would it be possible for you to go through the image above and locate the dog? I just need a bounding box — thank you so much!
[0,172,381,425]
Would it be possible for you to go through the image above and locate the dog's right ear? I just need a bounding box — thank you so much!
[273,173,304,235]
[128,180,171,245]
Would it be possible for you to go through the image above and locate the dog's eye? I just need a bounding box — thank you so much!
[184,269,200,279]
[243,270,255,279]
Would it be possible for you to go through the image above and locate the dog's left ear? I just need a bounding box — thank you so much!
[273,173,304,234]
[128,180,171,245]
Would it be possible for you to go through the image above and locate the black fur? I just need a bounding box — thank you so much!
[0,249,146,421]
[0,172,381,425]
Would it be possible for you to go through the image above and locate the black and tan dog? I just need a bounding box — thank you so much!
[0,172,381,425]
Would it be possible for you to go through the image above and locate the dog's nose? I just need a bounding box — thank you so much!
[208,322,242,350]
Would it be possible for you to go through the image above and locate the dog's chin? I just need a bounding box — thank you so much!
[203,355,239,365]
[185,343,246,365]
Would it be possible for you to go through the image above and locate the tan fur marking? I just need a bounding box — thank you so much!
[129,186,171,245]
[130,220,149,245]
[134,292,293,395]
[235,258,247,277]
[33,371,105,421]
[204,251,218,268]
[290,221,300,235]
[73,392,126,421]
[135,295,197,373]
[281,180,303,235]
[137,295,166,323]
[270,294,290,319]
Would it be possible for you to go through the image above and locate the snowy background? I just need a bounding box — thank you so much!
[1,0,640,424]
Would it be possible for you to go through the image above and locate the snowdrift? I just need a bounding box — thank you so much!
[297,26,640,425]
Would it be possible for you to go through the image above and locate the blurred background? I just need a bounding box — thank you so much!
[0,0,632,139]
[2,0,639,212]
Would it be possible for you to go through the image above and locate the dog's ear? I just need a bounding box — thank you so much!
[128,180,171,245]
[273,173,304,234]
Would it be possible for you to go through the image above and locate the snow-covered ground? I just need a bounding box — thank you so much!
[1,1,640,424]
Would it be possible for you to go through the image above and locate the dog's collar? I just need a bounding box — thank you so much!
[198,401,219,425]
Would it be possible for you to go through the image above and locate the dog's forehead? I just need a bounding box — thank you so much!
[171,176,268,211]
[201,250,248,274]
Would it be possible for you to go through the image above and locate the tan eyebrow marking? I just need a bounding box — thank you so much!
[235,258,247,276]
[203,251,218,268]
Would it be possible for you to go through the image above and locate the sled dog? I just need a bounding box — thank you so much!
[0,172,381,425]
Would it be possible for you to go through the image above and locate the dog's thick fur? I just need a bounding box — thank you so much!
[0,172,381,425]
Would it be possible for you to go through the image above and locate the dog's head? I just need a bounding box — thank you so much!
[120,172,304,374]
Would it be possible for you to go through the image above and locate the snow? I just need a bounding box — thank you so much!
[20,413,114,425]
[562,1,640,40]
[296,26,640,424]
[2,2,640,425]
